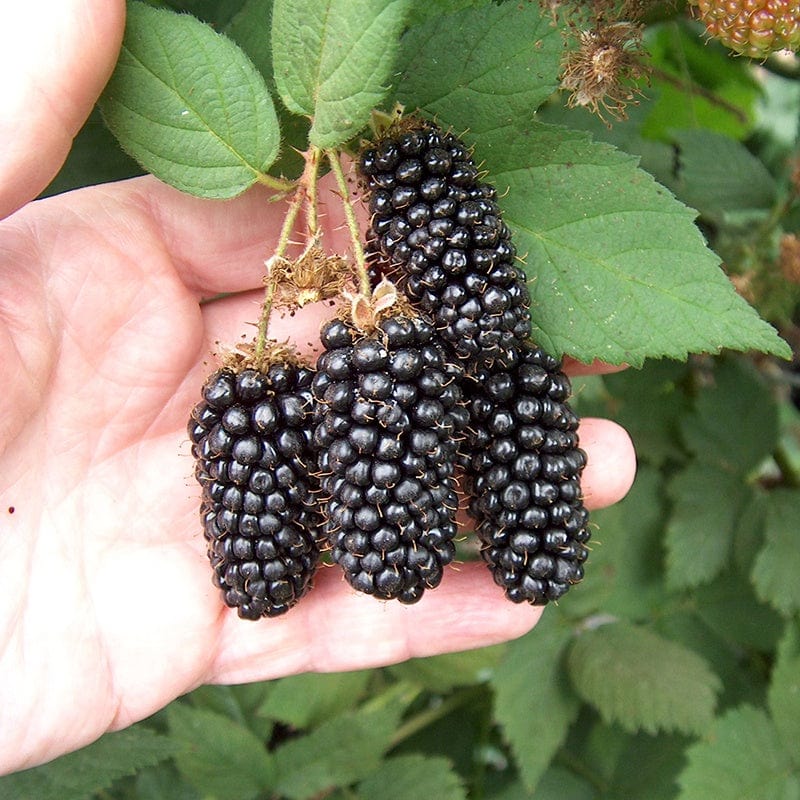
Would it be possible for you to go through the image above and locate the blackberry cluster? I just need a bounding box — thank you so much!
[463,343,590,604]
[312,314,467,604]
[188,364,321,618]
[359,121,531,370]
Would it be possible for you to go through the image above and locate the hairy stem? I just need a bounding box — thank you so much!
[255,171,296,194]
[253,148,324,363]
[305,146,322,238]
[326,149,371,296]
[253,187,305,363]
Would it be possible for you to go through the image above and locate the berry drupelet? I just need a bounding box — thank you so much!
[690,0,800,58]
[188,362,322,619]
[358,120,532,370]
[463,342,590,604]
[312,313,468,604]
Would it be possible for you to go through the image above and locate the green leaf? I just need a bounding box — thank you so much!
[167,703,273,800]
[135,762,203,800]
[680,357,779,473]
[752,489,800,615]
[562,465,670,620]
[567,620,721,736]
[387,645,505,692]
[483,122,790,364]
[257,670,372,728]
[406,0,487,26]
[665,130,777,219]
[527,767,596,800]
[642,23,760,141]
[394,2,563,134]
[491,612,580,790]
[99,2,280,198]
[605,729,691,800]
[272,683,415,799]
[769,619,800,752]
[0,727,177,800]
[486,767,594,800]
[601,360,692,467]
[562,708,631,790]
[535,90,676,191]
[163,0,248,28]
[187,684,250,725]
[357,755,466,800]
[564,714,690,800]
[694,570,784,653]
[385,685,491,781]
[678,706,800,800]
[223,0,311,179]
[732,490,770,574]
[654,610,766,711]
[664,466,749,590]
[271,0,409,148]
[224,0,273,80]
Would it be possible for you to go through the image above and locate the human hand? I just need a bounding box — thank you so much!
[0,172,635,774]
[0,0,636,777]
[0,1,126,219]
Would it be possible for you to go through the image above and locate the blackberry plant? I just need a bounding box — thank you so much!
[16,2,799,798]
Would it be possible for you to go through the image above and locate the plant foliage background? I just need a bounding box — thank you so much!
[5,0,800,797]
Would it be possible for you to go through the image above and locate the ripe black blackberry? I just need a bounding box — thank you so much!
[358,120,532,370]
[312,312,467,604]
[463,342,590,604]
[188,361,322,619]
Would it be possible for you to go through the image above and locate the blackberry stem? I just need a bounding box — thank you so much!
[253,184,306,363]
[388,685,486,748]
[553,748,609,794]
[253,147,324,363]
[305,146,322,238]
[326,149,371,296]
[255,171,295,193]
[774,440,800,488]
[646,58,748,125]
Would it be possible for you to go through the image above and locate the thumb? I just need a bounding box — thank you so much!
[0,1,126,220]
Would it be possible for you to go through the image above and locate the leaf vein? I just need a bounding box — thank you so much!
[121,44,263,178]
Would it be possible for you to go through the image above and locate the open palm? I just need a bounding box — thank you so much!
[0,0,635,776]
[0,174,635,774]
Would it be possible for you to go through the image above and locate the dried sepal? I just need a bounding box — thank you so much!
[267,244,351,309]
[343,278,417,333]
[369,102,406,139]
[220,338,309,375]
[560,19,648,122]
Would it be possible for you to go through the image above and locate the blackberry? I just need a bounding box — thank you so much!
[690,0,800,58]
[188,362,322,618]
[313,313,467,603]
[463,342,590,604]
[359,120,531,370]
